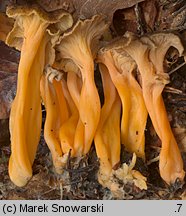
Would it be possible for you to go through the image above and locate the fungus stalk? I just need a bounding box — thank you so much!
[56,15,108,156]
[97,42,147,159]
[94,64,121,178]
[124,32,185,184]
[40,69,70,174]
[6,4,72,186]
[59,75,80,157]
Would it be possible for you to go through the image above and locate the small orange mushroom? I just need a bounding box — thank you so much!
[97,39,147,159]
[6,4,72,186]
[123,32,185,184]
[56,15,108,156]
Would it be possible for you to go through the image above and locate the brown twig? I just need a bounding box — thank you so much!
[168,61,186,75]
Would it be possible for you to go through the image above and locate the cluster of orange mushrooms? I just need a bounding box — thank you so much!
[1,4,185,189]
